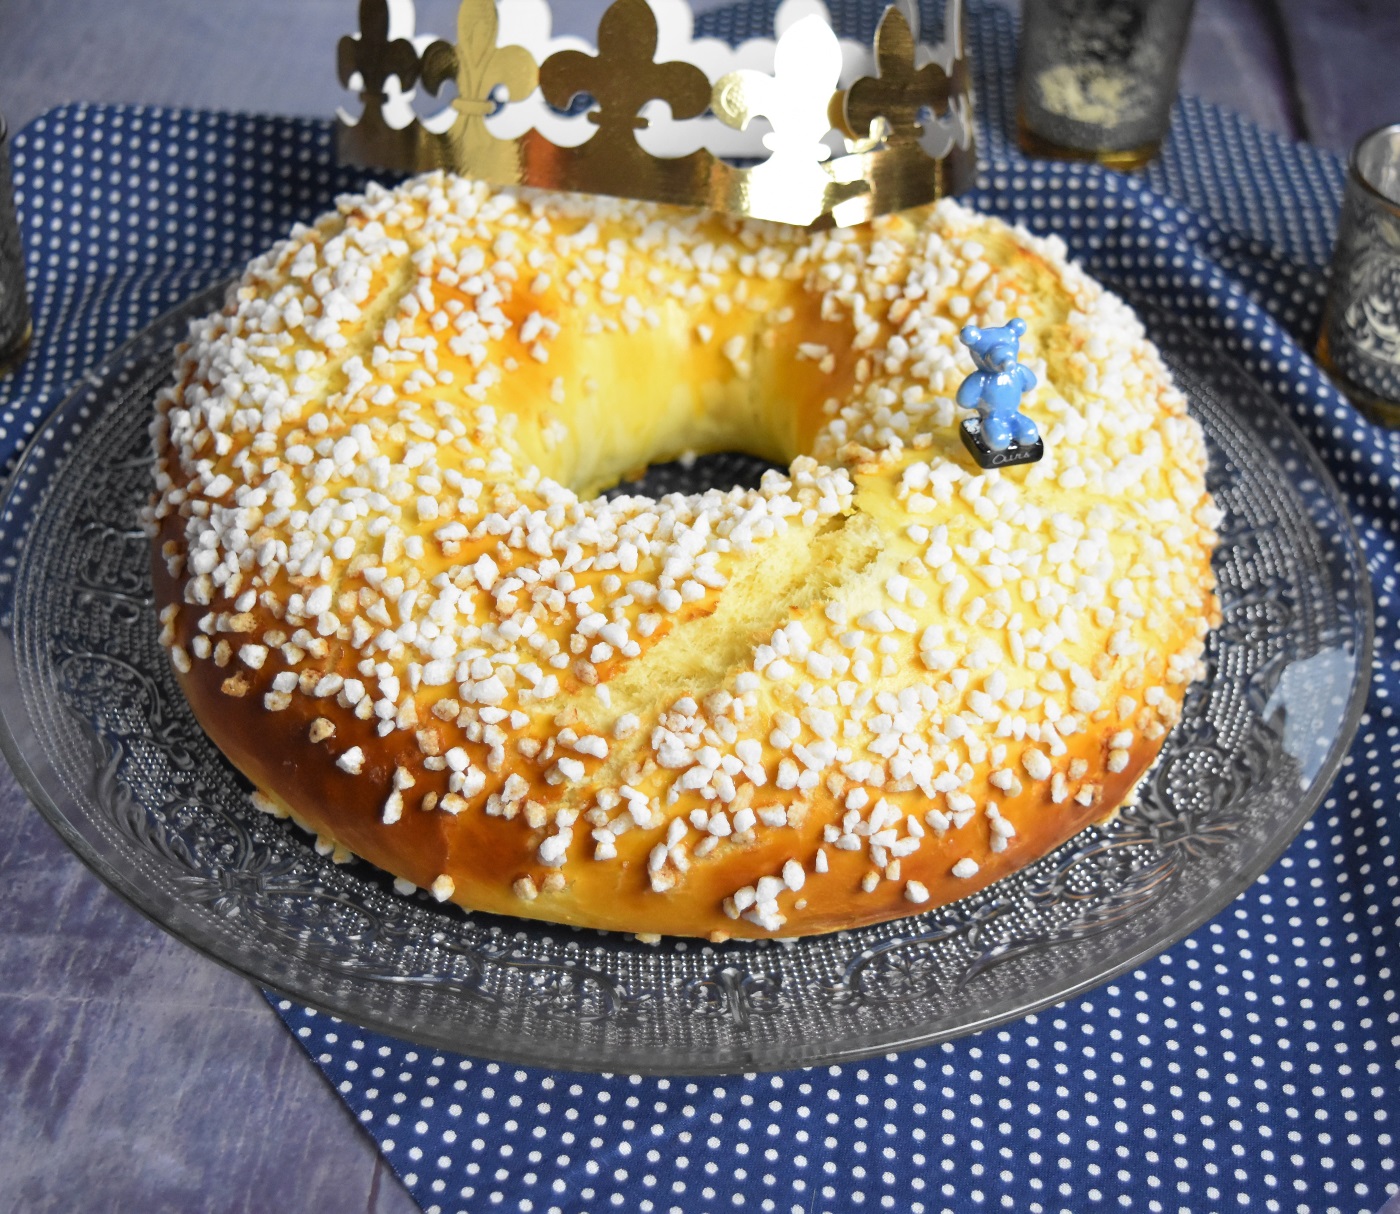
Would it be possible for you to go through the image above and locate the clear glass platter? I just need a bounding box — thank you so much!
[0,283,1371,1074]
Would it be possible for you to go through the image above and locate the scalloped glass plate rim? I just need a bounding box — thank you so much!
[0,280,1374,1075]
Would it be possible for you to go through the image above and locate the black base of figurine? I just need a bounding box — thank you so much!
[960,418,1044,469]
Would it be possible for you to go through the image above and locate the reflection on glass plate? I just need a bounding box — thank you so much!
[0,284,1371,1074]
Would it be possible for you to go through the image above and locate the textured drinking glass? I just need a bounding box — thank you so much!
[1318,124,1400,426]
[1016,0,1196,170]
[0,113,32,374]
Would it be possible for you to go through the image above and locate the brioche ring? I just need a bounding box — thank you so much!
[149,174,1220,941]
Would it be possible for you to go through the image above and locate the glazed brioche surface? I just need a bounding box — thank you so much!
[149,174,1220,940]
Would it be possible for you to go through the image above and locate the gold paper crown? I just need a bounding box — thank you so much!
[335,0,975,228]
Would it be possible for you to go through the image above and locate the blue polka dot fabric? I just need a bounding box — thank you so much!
[2,3,1398,1212]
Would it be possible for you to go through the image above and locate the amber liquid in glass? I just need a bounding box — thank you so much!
[1016,113,1161,172]
[1316,328,1400,428]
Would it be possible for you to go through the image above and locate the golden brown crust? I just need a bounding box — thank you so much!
[148,177,1219,939]
[158,596,1165,939]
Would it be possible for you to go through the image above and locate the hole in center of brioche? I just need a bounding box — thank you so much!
[601,450,787,501]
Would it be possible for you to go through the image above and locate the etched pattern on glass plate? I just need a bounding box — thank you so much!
[0,285,1370,1073]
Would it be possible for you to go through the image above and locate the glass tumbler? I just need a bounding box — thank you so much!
[0,112,31,375]
[1317,124,1400,427]
[1016,0,1196,171]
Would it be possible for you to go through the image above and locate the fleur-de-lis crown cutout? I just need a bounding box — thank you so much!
[338,0,420,116]
[422,0,537,122]
[843,7,955,148]
[335,0,977,229]
[336,0,425,169]
[710,16,872,226]
[540,0,711,137]
[713,14,844,160]
[419,0,537,176]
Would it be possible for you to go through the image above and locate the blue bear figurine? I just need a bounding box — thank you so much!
[955,319,1040,454]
